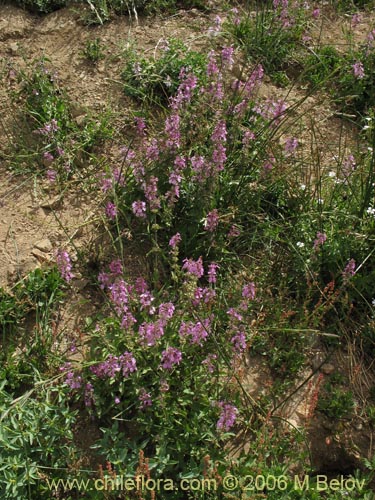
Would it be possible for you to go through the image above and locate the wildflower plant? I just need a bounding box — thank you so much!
[225,2,308,81]
[121,38,208,105]
[303,29,375,115]
[62,260,258,483]
[7,57,112,178]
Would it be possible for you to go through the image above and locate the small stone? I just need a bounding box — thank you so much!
[8,42,18,55]
[97,62,105,74]
[34,239,52,253]
[311,354,325,371]
[7,264,16,280]
[71,104,86,118]
[31,248,50,262]
[40,195,63,210]
[75,115,86,127]
[320,363,335,375]
[74,278,89,291]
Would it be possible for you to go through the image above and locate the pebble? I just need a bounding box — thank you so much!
[320,363,335,375]
[34,238,52,253]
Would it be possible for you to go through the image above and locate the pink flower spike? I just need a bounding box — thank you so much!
[352,61,365,79]
[132,200,147,218]
[105,202,117,220]
[56,249,74,282]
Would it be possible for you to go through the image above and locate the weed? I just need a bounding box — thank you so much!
[226,2,307,80]
[5,58,112,178]
[121,38,207,105]
[82,38,105,63]
[317,383,355,419]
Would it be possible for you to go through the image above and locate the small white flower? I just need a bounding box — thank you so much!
[296,241,305,248]
[363,125,370,130]
[300,184,306,191]
[372,298,375,307]
[317,198,324,204]
[328,171,336,178]
[368,147,373,152]
[366,207,375,216]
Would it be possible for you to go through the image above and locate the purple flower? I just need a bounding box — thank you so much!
[165,114,181,149]
[160,347,182,370]
[36,119,59,136]
[145,138,159,161]
[169,232,182,248]
[182,256,204,278]
[84,383,94,407]
[171,71,198,109]
[353,61,365,79]
[216,402,238,431]
[132,200,147,218]
[139,388,152,409]
[179,317,211,346]
[100,176,113,193]
[138,320,164,347]
[191,155,209,182]
[139,290,155,313]
[242,282,256,300]
[351,13,362,27]
[207,262,219,284]
[221,46,234,69]
[158,302,175,322]
[342,259,356,281]
[109,259,123,276]
[135,116,146,135]
[109,279,131,314]
[204,209,219,232]
[230,7,240,26]
[263,157,274,174]
[56,249,74,282]
[312,8,320,19]
[46,169,57,182]
[43,151,54,163]
[227,308,243,322]
[143,176,160,210]
[228,225,241,238]
[208,15,222,36]
[202,354,217,373]
[121,312,137,330]
[65,371,82,390]
[242,130,255,146]
[133,277,147,295]
[98,271,111,289]
[56,146,65,157]
[212,144,227,171]
[285,137,298,155]
[313,231,327,250]
[105,202,117,220]
[192,287,216,306]
[120,351,137,376]
[231,329,247,353]
[90,354,121,378]
[211,120,227,144]
[207,50,220,76]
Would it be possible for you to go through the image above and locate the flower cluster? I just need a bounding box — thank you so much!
[216,402,238,431]
[56,249,74,282]
[90,351,137,379]
[160,347,182,370]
